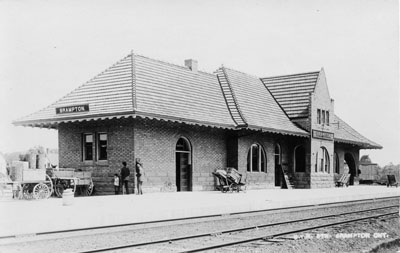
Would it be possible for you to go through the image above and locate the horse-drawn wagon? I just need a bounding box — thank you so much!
[50,168,94,197]
[9,168,53,200]
[1,162,94,200]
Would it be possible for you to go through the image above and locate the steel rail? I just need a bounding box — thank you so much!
[183,211,399,253]
[79,204,399,253]
[2,195,397,240]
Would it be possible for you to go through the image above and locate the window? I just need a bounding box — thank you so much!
[317,147,330,173]
[326,111,330,125]
[317,109,330,125]
[83,134,93,161]
[83,133,108,161]
[98,133,108,160]
[247,144,266,172]
[334,152,339,174]
[176,138,190,151]
[294,146,306,172]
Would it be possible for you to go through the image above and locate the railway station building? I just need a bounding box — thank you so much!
[13,52,382,195]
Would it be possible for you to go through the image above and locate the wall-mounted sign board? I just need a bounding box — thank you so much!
[56,104,89,114]
[312,130,334,141]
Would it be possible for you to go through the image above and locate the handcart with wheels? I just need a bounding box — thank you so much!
[213,168,246,193]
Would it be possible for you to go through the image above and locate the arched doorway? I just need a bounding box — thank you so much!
[274,144,282,187]
[344,153,356,185]
[294,146,306,172]
[176,137,192,191]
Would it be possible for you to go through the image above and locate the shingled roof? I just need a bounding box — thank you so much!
[14,55,135,126]
[13,52,381,148]
[13,53,236,129]
[333,115,382,149]
[216,67,308,136]
[261,71,320,119]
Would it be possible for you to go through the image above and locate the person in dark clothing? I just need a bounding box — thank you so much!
[120,161,130,194]
[135,158,144,195]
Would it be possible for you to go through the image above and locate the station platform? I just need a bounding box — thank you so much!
[0,185,399,238]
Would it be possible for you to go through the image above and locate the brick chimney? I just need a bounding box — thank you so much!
[184,59,198,73]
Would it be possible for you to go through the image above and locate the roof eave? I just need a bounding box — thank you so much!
[13,111,238,131]
[12,111,137,129]
[244,124,309,138]
[334,138,383,149]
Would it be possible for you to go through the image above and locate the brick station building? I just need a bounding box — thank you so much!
[13,52,381,194]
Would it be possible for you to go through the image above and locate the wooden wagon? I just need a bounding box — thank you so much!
[50,168,94,197]
[12,169,53,200]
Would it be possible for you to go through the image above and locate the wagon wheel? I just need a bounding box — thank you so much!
[22,184,34,200]
[54,181,64,198]
[33,183,50,200]
[84,180,94,196]
[45,175,54,198]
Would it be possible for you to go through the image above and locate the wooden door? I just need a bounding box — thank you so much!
[274,145,282,187]
[176,152,191,191]
[275,156,281,187]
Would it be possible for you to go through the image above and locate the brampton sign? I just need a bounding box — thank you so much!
[312,130,334,141]
[56,104,89,114]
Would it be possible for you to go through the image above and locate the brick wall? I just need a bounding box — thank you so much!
[237,132,273,189]
[59,119,135,195]
[235,131,309,189]
[59,118,229,194]
[133,118,227,192]
[59,116,332,194]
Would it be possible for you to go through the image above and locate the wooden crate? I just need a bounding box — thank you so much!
[53,170,75,177]
[10,161,29,181]
[73,172,91,179]
[74,172,84,178]
[23,169,46,181]
[77,178,92,185]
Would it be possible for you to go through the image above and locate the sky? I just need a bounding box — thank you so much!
[0,0,399,166]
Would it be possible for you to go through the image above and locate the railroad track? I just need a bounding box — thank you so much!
[79,203,399,253]
[1,195,398,240]
[1,196,398,253]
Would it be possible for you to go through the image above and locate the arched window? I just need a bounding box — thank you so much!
[176,137,191,152]
[317,147,330,173]
[247,144,266,173]
[334,152,340,174]
[294,146,306,172]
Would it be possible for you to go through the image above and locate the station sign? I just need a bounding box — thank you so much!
[56,104,89,114]
[312,130,334,141]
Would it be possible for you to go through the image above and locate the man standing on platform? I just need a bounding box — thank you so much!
[120,161,130,194]
[135,158,144,195]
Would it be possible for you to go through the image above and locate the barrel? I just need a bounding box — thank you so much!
[62,189,74,206]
